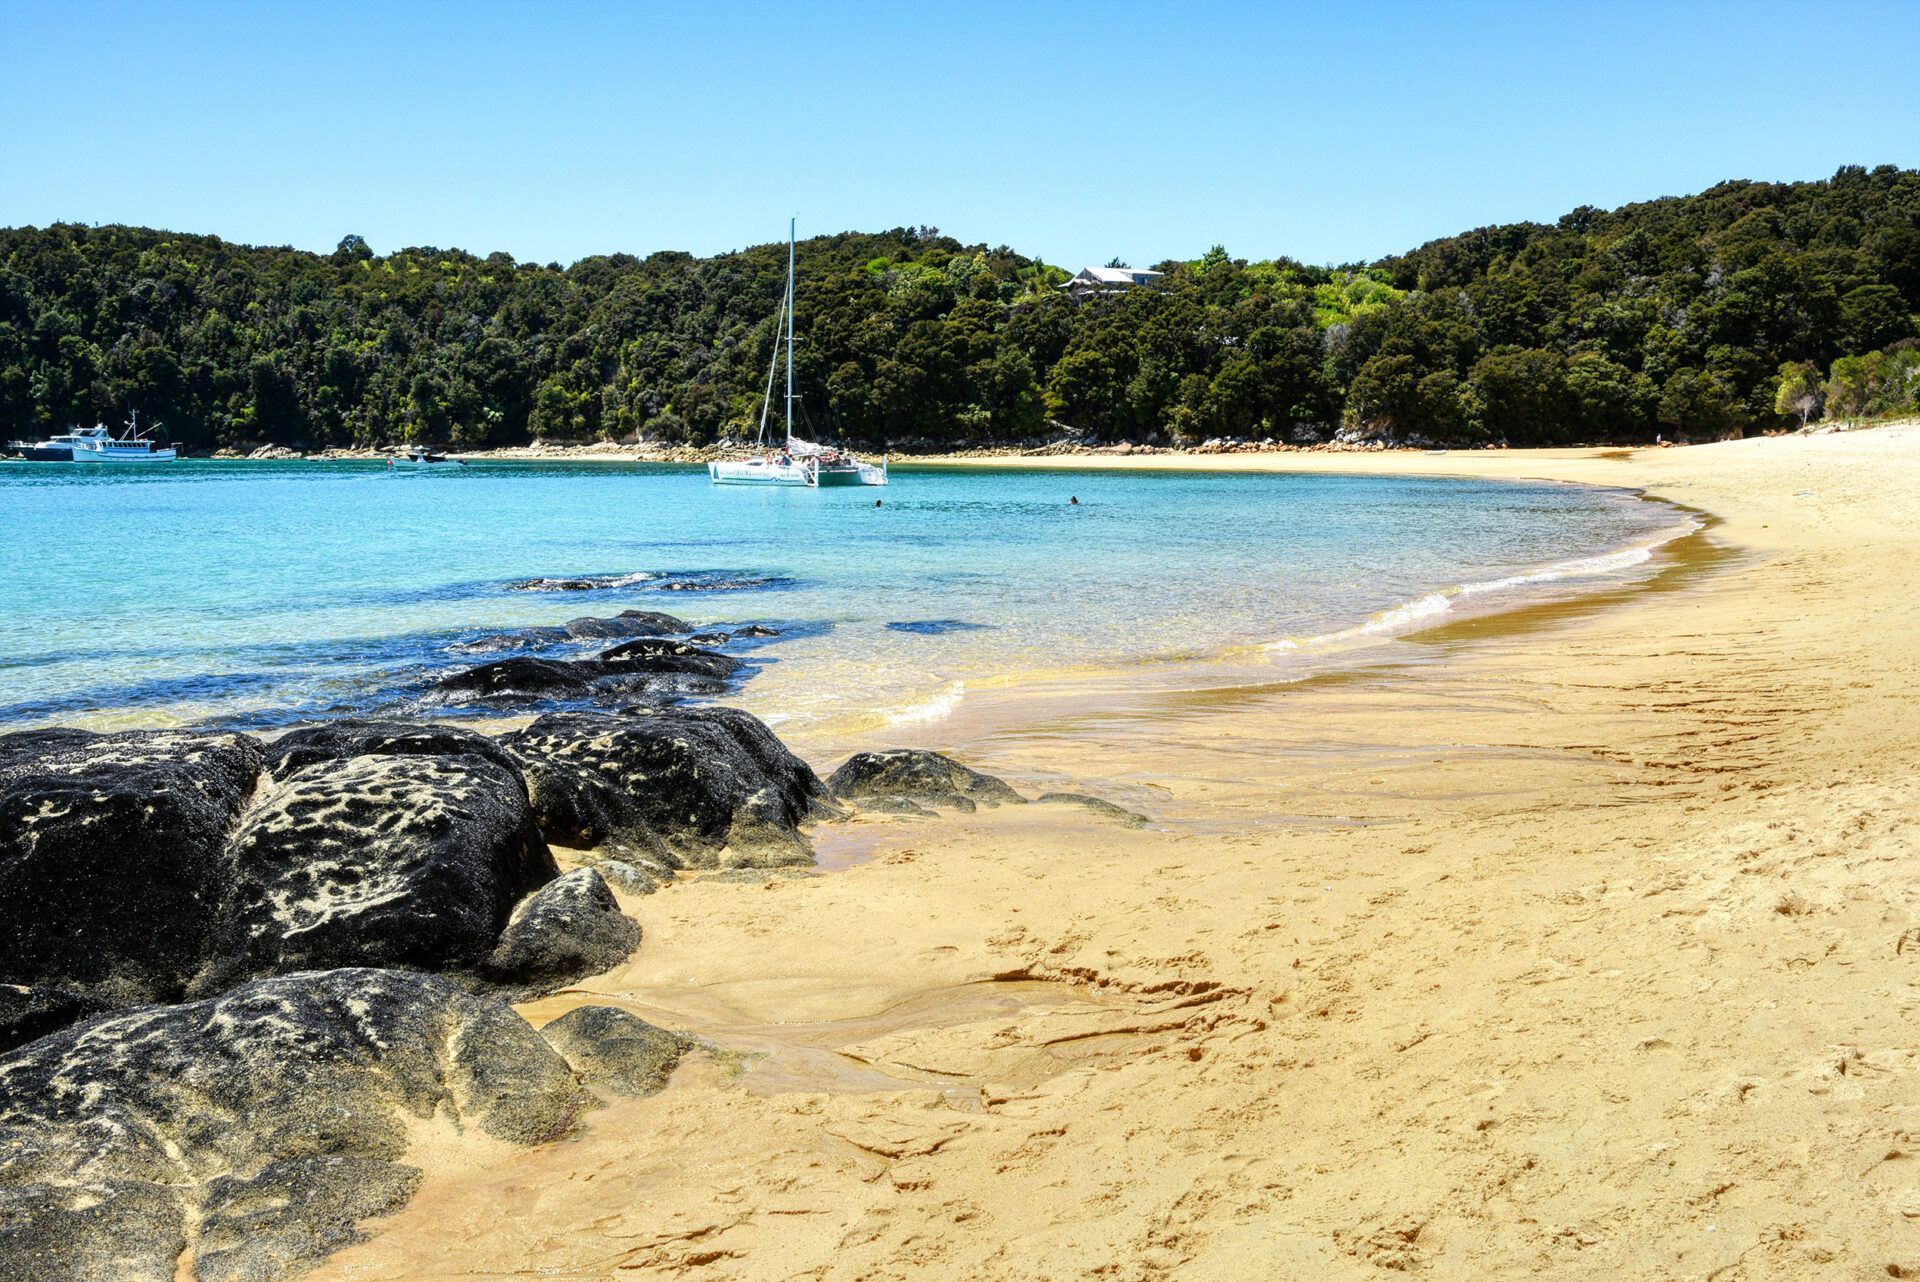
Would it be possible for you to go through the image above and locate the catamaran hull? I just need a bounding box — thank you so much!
[709,460,816,486]
[812,463,887,486]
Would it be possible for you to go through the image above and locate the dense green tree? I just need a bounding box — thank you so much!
[3,167,1917,451]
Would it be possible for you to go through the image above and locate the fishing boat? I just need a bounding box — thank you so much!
[710,220,886,488]
[386,445,466,471]
[66,413,177,463]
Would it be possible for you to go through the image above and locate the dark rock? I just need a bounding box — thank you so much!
[565,610,691,640]
[423,656,605,704]
[502,708,824,870]
[485,869,640,999]
[0,969,585,1282]
[0,985,107,1056]
[0,1180,185,1282]
[192,1157,421,1282]
[508,578,600,591]
[733,624,782,638]
[598,638,744,680]
[687,631,732,645]
[448,626,570,655]
[0,728,264,1007]
[262,718,525,781]
[691,868,819,884]
[424,638,740,709]
[191,753,556,996]
[1035,792,1149,827]
[540,1005,692,1097]
[827,749,1026,813]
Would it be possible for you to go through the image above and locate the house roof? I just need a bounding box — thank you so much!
[1064,266,1165,289]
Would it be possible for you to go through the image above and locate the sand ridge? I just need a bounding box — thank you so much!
[315,424,1920,1280]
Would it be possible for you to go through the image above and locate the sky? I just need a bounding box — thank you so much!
[2,0,1915,271]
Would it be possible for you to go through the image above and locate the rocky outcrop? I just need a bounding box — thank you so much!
[734,624,781,638]
[422,638,741,708]
[540,1005,692,1098]
[0,968,586,1282]
[826,749,1026,814]
[191,752,557,998]
[0,728,265,1006]
[503,708,825,870]
[485,869,640,1000]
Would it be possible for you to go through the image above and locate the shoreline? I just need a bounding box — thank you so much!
[308,421,1920,1279]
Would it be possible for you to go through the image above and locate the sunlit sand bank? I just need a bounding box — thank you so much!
[319,424,1920,1280]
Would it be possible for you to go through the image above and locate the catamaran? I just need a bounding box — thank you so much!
[709,221,886,488]
[65,412,177,463]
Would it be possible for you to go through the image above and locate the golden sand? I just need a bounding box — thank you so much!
[316,424,1920,1281]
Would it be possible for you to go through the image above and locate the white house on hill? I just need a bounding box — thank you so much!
[1062,265,1165,293]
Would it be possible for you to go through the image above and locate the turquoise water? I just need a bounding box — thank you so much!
[0,460,1684,735]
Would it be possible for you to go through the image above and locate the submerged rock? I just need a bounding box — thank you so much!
[687,631,732,645]
[827,749,1026,813]
[423,638,741,708]
[565,610,692,639]
[485,869,640,1000]
[733,624,782,638]
[447,626,570,655]
[540,1005,693,1098]
[0,728,265,1007]
[598,638,744,679]
[503,708,825,870]
[0,968,586,1282]
[423,656,606,704]
[191,752,557,997]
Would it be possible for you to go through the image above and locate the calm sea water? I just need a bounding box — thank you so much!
[0,460,1683,736]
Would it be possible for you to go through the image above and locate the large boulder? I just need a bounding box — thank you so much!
[502,708,825,870]
[485,869,640,1001]
[827,749,1027,815]
[0,968,586,1282]
[190,752,557,997]
[0,729,264,1007]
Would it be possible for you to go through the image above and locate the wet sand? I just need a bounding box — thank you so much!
[318,424,1920,1280]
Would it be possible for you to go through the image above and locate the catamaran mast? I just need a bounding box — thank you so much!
[784,217,795,450]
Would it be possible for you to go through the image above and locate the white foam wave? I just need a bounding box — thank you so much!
[883,679,966,726]
[1266,523,1694,654]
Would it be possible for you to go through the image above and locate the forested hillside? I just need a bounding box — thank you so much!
[2,165,1916,451]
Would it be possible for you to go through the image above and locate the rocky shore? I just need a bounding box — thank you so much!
[0,597,1122,1279]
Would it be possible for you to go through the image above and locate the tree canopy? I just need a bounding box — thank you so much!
[3,165,1916,451]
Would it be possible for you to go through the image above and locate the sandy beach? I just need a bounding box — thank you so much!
[312,424,1920,1281]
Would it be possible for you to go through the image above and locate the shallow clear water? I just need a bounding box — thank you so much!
[0,459,1682,734]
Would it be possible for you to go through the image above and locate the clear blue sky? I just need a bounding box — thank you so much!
[2,1,1914,270]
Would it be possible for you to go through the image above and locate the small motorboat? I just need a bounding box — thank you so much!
[65,412,177,463]
[7,430,89,461]
[386,445,466,470]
